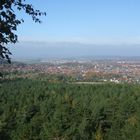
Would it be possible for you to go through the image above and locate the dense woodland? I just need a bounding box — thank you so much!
[0,78,140,140]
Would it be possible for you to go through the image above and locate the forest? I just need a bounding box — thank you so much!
[0,78,140,140]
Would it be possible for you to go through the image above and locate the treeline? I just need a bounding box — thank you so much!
[0,78,140,140]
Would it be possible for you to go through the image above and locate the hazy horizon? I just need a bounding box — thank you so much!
[9,41,140,60]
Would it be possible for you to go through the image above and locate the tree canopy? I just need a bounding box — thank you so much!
[1,78,140,139]
[0,0,46,63]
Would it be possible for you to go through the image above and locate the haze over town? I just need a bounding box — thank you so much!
[10,42,140,60]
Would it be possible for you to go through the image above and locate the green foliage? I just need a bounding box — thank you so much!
[0,78,140,139]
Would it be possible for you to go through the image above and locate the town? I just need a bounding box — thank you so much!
[1,57,140,83]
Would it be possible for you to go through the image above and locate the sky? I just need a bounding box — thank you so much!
[10,0,140,59]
